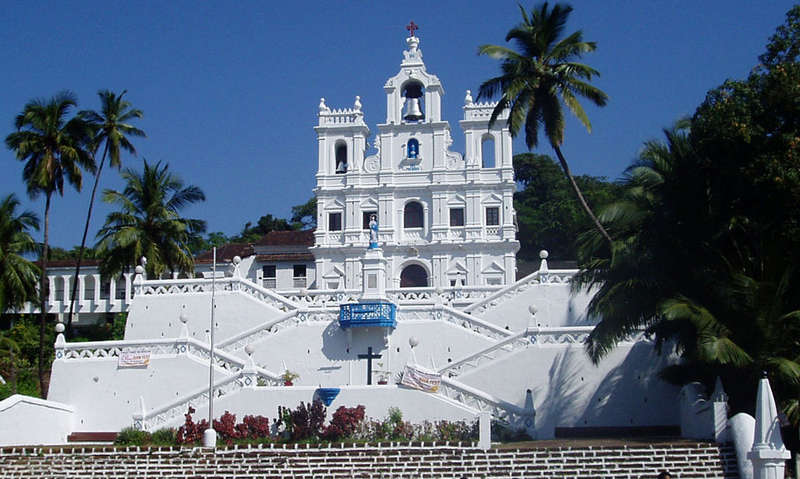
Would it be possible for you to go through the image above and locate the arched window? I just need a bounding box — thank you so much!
[335,142,348,174]
[481,135,495,168]
[407,138,419,159]
[403,201,424,228]
[402,81,425,122]
[400,264,428,288]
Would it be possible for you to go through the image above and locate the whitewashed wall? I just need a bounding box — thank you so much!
[125,291,285,342]
[458,341,680,439]
[0,395,75,445]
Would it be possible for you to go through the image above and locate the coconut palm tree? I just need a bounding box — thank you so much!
[96,160,206,278]
[67,90,145,332]
[5,91,94,394]
[477,2,612,244]
[0,194,40,313]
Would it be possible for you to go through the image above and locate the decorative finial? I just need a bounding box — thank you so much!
[233,255,242,265]
[354,95,362,111]
[140,256,147,267]
[318,98,329,112]
[406,21,419,37]
[465,90,473,105]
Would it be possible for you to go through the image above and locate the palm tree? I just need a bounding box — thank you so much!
[5,91,94,394]
[96,160,206,278]
[0,194,40,313]
[67,90,145,332]
[477,2,612,244]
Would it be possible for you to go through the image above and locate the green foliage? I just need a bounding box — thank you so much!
[230,214,292,243]
[0,194,40,311]
[111,313,127,340]
[114,427,151,445]
[290,197,316,230]
[0,315,53,399]
[150,428,177,445]
[96,159,206,278]
[513,153,622,259]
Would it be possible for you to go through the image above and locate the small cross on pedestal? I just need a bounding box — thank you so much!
[406,21,419,37]
[357,346,382,385]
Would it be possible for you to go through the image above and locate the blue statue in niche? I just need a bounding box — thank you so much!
[368,214,379,249]
[407,139,419,159]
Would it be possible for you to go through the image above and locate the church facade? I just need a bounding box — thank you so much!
[312,34,518,291]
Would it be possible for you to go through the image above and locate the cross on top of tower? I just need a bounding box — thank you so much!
[406,21,419,37]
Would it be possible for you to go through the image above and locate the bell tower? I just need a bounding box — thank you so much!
[312,23,519,291]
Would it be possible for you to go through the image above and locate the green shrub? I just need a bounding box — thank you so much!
[115,427,150,445]
[150,428,176,445]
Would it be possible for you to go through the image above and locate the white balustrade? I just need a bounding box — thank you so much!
[463,269,578,316]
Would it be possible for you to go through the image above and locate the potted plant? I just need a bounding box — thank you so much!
[281,370,299,386]
[375,363,389,385]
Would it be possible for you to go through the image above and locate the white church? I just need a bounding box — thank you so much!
[2,29,688,447]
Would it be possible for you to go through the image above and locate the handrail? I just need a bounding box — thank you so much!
[463,269,577,314]
[438,330,529,376]
[216,310,299,350]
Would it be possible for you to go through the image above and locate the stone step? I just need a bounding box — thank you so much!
[66,432,118,443]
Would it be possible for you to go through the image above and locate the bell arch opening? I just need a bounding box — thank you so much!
[335,141,348,174]
[402,80,425,123]
[400,264,429,288]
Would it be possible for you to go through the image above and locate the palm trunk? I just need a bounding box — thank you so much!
[67,143,108,335]
[39,191,51,397]
[553,145,613,245]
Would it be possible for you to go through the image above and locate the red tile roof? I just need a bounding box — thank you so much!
[195,243,254,264]
[255,229,315,246]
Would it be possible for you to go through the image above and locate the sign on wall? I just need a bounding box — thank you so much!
[401,364,441,392]
[118,348,151,368]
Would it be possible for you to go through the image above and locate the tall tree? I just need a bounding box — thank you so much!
[477,2,611,244]
[290,197,317,230]
[0,194,40,312]
[96,160,206,278]
[67,90,144,333]
[5,91,94,394]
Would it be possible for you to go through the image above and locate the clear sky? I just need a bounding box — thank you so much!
[0,1,795,250]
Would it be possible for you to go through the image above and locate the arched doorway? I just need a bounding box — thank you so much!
[400,264,428,288]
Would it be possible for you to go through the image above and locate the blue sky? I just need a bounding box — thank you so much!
[0,1,795,250]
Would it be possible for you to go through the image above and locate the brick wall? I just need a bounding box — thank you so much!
[0,441,738,478]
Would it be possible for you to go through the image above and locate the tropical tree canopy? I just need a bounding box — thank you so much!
[5,91,95,198]
[96,160,206,278]
[477,2,612,243]
[574,6,800,424]
[0,194,39,312]
[513,153,622,260]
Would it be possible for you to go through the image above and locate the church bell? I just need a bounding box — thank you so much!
[403,97,424,122]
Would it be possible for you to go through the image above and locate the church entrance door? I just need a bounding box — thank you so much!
[400,264,428,288]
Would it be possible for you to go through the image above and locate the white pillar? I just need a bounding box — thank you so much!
[749,375,790,479]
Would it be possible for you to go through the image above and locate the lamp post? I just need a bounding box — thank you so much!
[203,247,217,448]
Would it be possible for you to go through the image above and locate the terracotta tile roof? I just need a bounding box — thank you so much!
[36,259,102,268]
[255,253,315,262]
[195,243,254,264]
[254,229,315,246]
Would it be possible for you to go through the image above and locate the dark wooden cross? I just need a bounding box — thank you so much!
[357,346,382,385]
[406,21,419,37]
